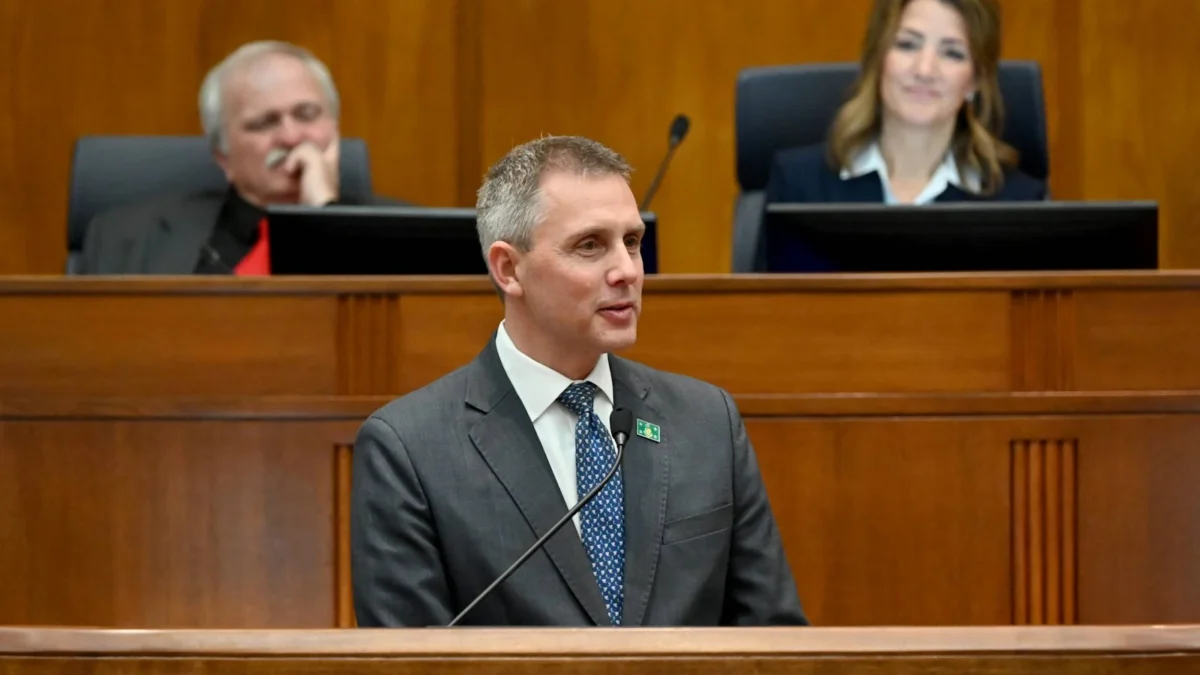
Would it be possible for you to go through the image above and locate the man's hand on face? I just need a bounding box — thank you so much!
[274,137,340,206]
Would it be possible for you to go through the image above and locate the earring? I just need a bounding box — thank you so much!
[966,91,976,102]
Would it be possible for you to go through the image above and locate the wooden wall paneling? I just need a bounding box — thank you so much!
[4,0,1200,274]
[1011,438,1077,625]
[1075,415,1200,624]
[16,278,1200,401]
[997,0,1083,201]
[1078,1,1200,268]
[475,0,871,274]
[5,276,1200,626]
[1073,290,1200,391]
[2,404,1198,628]
[751,411,1199,628]
[0,419,358,627]
[337,293,402,396]
[392,287,1013,396]
[394,292,503,393]
[957,412,1200,626]
[746,418,1014,626]
[0,294,339,397]
[454,0,484,207]
[1010,289,1075,391]
[0,0,205,276]
[9,276,1200,401]
[628,290,1011,394]
[334,444,355,628]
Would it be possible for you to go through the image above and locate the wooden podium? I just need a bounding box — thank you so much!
[1,626,1198,674]
[3,273,1200,628]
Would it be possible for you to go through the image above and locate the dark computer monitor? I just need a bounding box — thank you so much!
[266,205,660,275]
[762,201,1158,273]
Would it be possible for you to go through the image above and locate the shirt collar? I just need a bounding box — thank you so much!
[495,321,614,423]
[839,140,981,195]
[220,186,267,244]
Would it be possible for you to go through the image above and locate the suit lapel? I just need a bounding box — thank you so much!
[610,357,669,627]
[935,184,982,202]
[147,194,224,274]
[841,173,886,202]
[465,341,612,626]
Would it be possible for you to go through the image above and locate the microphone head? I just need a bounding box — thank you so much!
[669,114,691,145]
[610,407,635,442]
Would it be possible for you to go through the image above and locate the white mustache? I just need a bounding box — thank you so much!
[265,148,289,168]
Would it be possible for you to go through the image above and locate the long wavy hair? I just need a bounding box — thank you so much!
[827,0,1017,195]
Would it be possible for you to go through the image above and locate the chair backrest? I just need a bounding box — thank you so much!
[731,60,1049,271]
[66,135,374,273]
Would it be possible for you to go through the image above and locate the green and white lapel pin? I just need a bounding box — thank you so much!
[635,418,661,443]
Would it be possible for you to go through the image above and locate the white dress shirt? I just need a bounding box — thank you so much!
[840,140,981,204]
[494,321,614,533]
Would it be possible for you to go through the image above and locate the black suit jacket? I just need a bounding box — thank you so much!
[79,190,408,275]
[351,338,808,627]
[765,143,1047,204]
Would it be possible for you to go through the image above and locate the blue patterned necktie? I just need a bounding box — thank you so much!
[558,381,625,626]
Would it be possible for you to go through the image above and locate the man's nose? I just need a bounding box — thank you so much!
[276,116,304,147]
[609,247,641,286]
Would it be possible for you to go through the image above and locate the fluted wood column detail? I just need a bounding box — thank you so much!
[337,294,400,395]
[1011,438,1078,625]
[1010,290,1075,391]
[334,444,355,628]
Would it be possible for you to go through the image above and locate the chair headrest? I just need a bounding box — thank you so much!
[735,60,1049,191]
[67,135,374,251]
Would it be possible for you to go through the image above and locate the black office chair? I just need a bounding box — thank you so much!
[65,135,374,274]
[732,60,1049,272]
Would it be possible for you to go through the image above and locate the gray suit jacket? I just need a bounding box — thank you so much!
[350,338,808,627]
[79,190,407,274]
[80,191,228,274]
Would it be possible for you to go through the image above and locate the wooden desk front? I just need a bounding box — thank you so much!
[1,626,1198,674]
[2,274,1200,627]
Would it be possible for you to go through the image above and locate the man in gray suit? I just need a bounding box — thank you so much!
[350,136,807,627]
[81,41,370,275]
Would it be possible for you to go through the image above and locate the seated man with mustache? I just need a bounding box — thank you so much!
[80,40,398,275]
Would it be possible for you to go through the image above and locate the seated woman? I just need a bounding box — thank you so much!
[766,0,1045,205]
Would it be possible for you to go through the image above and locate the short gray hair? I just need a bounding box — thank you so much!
[198,41,341,152]
[476,136,633,258]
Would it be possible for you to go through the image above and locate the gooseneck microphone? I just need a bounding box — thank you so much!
[447,407,636,627]
[639,114,691,211]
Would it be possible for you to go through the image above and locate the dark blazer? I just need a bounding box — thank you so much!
[79,190,407,275]
[765,143,1047,204]
[350,337,808,627]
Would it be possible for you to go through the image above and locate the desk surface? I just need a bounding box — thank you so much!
[1,625,1199,654]
[1,627,1198,675]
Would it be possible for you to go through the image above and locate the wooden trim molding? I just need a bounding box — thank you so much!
[334,444,356,628]
[337,294,401,395]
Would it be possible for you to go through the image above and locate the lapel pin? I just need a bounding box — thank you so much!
[636,418,661,443]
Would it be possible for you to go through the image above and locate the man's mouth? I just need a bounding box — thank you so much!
[599,302,636,319]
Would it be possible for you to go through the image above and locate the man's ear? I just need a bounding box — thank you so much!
[212,148,234,182]
[487,241,525,298]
